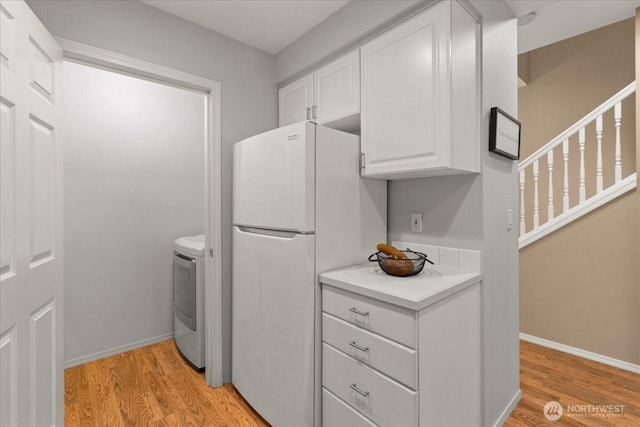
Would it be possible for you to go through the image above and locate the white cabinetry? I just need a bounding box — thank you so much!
[278,74,313,128]
[320,266,481,427]
[360,0,480,179]
[279,50,360,132]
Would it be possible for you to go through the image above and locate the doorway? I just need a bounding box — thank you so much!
[63,59,204,363]
[59,39,223,387]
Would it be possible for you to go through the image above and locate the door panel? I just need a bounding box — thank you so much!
[28,38,55,102]
[0,1,63,426]
[29,117,55,265]
[233,121,315,232]
[0,4,15,72]
[31,300,55,427]
[0,97,15,278]
[0,326,17,427]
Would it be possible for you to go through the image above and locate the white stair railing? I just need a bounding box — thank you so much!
[519,81,637,248]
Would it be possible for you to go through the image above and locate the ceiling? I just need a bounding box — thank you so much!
[140,0,640,56]
[505,0,640,53]
[139,0,350,54]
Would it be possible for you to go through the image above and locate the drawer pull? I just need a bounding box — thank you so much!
[348,307,369,317]
[350,383,370,397]
[349,341,369,352]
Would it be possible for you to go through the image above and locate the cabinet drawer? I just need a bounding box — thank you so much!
[322,286,416,348]
[323,343,418,427]
[323,387,376,427]
[323,313,417,389]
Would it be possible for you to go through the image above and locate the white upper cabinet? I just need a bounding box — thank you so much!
[360,1,480,179]
[313,50,360,131]
[279,50,360,133]
[278,73,313,128]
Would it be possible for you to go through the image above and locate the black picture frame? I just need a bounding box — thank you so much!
[489,107,521,160]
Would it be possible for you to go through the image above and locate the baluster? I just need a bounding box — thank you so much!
[595,115,603,193]
[533,160,540,228]
[614,102,622,183]
[562,139,569,213]
[579,127,586,203]
[519,170,526,236]
[547,150,554,220]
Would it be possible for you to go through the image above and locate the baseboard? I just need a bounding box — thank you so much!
[492,389,522,427]
[64,332,174,369]
[520,333,640,375]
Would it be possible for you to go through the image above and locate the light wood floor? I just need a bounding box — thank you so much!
[506,340,640,426]
[66,339,640,426]
[64,339,268,426]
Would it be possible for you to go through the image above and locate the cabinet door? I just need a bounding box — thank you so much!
[418,283,481,426]
[361,2,451,178]
[278,73,313,127]
[314,50,360,126]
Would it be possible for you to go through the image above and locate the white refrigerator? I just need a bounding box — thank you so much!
[232,121,387,427]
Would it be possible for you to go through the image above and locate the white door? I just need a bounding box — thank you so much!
[0,1,63,426]
[233,121,315,232]
[278,73,313,127]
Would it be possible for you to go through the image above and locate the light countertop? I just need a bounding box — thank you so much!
[319,263,482,311]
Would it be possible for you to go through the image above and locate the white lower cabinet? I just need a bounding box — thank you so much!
[323,343,419,427]
[322,285,417,348]
[321,281,481,427]
[323,388,376,427]
[322,313,417,389]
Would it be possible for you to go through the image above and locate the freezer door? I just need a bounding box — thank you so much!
[232,226,315,427]
[233,122,315,233]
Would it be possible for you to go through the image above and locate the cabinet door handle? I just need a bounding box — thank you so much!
[350,383,370,397]
[306,107,311,120]
[349,341,369,352]
[349,307,369,317]
[312,105,317,120]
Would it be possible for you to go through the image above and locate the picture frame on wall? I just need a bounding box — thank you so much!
[489,107,521,160]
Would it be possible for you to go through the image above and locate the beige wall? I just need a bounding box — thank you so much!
[636,8,640,367]
[519,18,640,365]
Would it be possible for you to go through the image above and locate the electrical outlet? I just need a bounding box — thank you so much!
[411,213,423,232]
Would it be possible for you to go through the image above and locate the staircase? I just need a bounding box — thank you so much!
[518,81,637,248]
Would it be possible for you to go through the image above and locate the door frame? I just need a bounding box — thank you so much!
[56,38,224,387]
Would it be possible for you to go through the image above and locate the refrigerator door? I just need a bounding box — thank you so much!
[232,226,315,427]
[233,122,315,233]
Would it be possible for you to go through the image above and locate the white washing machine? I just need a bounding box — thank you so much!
[173,234,205,370]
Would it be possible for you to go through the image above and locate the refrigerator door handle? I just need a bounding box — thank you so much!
[237,226,312,239]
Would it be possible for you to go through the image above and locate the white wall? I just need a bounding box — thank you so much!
[63,61,205,364]
[472,2,521,425]
[276,1,521,425]
[275,0,422,83]
[388,175,483,249]
[27,0,277,381]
